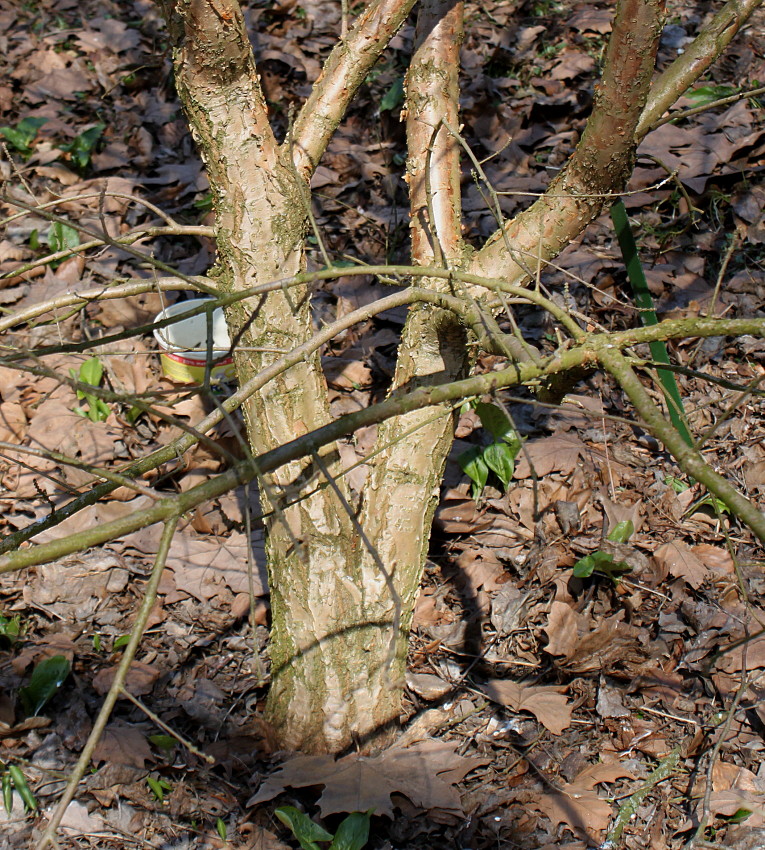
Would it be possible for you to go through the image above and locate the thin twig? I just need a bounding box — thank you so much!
[35,517,179,850]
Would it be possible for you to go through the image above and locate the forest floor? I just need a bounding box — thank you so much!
[1,0,765,847]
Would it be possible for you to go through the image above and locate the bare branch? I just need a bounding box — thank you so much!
[35,517,179,850]
[636,0,764,138]
[597,345,765,543]
[3,316,765,575]
[470,0,664,282]
[291,0,418,177]
[406,0,464,264]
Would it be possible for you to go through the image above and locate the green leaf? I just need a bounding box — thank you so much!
[610,200,693,448]
[0,117,47,155]
[79,356,103,386]
[59,123,104,170]
[70,358,110,421]
[19,655,70,717]
[148,734,177,752]
[379,77,404,113]
[457,445,490,500]
[664,475,689,494]
[0,613,21,645]
[474,402,519,451]
[483,442,516,490]
[689,492,731,516]
[29,229,40,250]
[685,84,737,106]
[275,806,333,850]
[2,773,12,815]
[193,192,213,211]
[606,520,634,544]
[147,775,172,802]
[329,811,371,850]
[46,221,80,254]
[8,765,37,811]
[216,817,227,840]
[113,634,131,650]
[726,808,752,824]
[573,550,613,578]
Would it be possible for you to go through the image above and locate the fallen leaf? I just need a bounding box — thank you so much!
[60,800,107,836]
[653,540,707,588]
[248,740,489,817]
[529,762,634,840]
[92,661,160,697]
[550,52,597,81]
[543,601,644,672]
[514,434,588,479]
[92,723,153,769]
[406,672,452,700]
[481,679,573,735]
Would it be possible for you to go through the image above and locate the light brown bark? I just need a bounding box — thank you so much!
[150,0,730,757]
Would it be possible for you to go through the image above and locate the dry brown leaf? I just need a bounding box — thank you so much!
[92,661,160,697]
[92,723,153,769]
[0,401,26,442]
[530,762,633,840]
[653,540,707,588]
[550,52,597,81]
[716,633,765,673]
[456,548,506,592]
[543,601,643,672]
[248,740,489,817]
[514,434,588,479]
[406,673,452,700]
[567,7,613,32]
[481,679,573,735]
[691,543,735,577]
[24,552,128,620]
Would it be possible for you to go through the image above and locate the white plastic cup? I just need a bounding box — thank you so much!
[153,299,236,384]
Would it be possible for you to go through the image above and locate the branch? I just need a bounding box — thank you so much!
[5,317,765,574]
[648,84,765,133]
[291,0,418,177]
[0,283,492,554]
[470,0,664,282]
[34,517,179,850]
[0,278,209,334]
[636,0,763,138]
[597,344,765,543]
[0,193,220,296]
[406,0,464,264]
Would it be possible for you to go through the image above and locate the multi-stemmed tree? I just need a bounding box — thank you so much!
[3,1,764,809]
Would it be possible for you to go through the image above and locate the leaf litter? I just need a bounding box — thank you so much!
[0,0,763,847]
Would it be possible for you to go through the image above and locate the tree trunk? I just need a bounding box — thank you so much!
[158,0,665,755]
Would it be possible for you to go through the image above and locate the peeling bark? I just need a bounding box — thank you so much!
[152,0,741,756]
